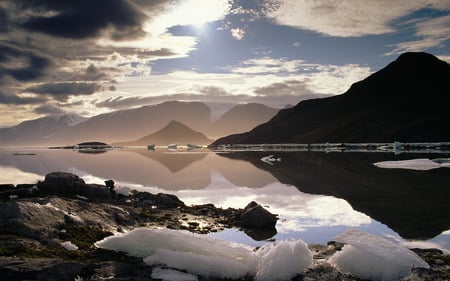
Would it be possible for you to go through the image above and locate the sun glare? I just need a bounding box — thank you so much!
[169,0,231,28]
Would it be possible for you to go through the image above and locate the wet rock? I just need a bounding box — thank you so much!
[0,257,84,281]
[132,191,184,209]
[37,172,111,200]
[241,201,278,229]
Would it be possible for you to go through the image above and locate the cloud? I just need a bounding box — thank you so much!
[254,80,313,97]
[18,0,148,40]
[230,57,304,74]
[230,28,246,40]
[0,43,52,82]
[24,82,100,101]
[386,14,450,55]
[263,0,450,37]
[33,104,66,115]
[0,90,47,105]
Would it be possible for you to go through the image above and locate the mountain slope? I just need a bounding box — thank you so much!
[115,120,213,146]
[49,101,211,145]
[213,52,450,145]
[208,103,278,139]
[0,114,87,147]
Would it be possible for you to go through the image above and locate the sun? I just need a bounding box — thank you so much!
[171,0,231,28]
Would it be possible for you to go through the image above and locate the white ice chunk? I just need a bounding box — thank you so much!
[145,248,252,279]
[373,158,450,170]
[151,267,198,281]
[330,230,429,281]
[95,228,313,280]
[255,240,312,281]
[60,241,78,251]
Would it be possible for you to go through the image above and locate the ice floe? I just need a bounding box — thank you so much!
[330,229,429,281]
[373,158,450,170]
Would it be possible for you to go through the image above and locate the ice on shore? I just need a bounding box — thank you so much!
[373,158,450,170]
[330,229,429,281]
[95,228,312,280]
[151,267,198,281]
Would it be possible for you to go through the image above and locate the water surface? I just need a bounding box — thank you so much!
[1,147,449,251]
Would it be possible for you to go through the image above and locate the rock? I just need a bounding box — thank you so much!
[105,179,115,190]
[131,192,184,208]
[241,201,277,229]
[0,257,84,281]
[37,172,111,200]
[0,184,15,190]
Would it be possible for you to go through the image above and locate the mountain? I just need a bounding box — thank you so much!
[115,120,213,146]
[213,52,450,145]
[0,114,87,147]
[49,101,212,145]
[208,103,278,139]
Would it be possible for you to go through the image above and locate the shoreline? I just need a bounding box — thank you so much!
[1,172,449,280]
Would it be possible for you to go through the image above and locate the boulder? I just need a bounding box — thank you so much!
[241,201,277,229]
[37,172,111,200]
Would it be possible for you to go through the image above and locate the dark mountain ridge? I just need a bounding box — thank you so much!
[213,52,450,145]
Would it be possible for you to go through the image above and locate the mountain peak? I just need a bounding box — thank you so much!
[115,120,213,146]
[395,52,444,64]
[213,52,450,144]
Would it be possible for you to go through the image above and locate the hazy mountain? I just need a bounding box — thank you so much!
[49,101,212,145]
[115,120,213,146]
[213,52,450,145]
[0,114,87,147]
[208,103,278,139]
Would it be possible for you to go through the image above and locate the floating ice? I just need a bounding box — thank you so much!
[95,228,313,280]
[330,230,429,281]
[373,158,450,170]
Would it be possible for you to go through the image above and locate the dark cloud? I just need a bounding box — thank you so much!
[18,0,148,40]
[33,104,66,115]
[0,8,9,32]
[24,82,100,101]
[77,64,120,81]
[0,44,52,82]
[0,90,47,105]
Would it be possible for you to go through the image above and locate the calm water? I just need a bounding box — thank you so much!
[1,147,449,251]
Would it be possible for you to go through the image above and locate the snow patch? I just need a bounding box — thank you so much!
[330,230,429,281]
[61,241,78,251]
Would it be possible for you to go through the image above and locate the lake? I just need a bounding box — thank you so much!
[1,147,449,252]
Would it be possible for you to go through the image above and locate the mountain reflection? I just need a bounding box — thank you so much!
[0,149,277,190]
[219,151,450,240]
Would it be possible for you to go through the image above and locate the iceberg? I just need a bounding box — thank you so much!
[373,158,450,170]
[330,229,429,281]
[95,228,312,280]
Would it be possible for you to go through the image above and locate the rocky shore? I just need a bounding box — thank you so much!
[0,172,448,281]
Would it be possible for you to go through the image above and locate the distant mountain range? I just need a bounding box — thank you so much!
[0,114,87,146]
[213,52,450,145]
[114,120,213,146]
[0,101,278,146]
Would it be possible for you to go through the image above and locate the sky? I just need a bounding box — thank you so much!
[1,0,450,127]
